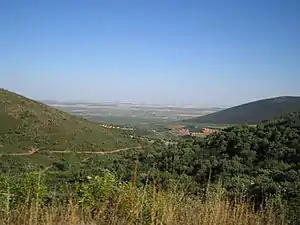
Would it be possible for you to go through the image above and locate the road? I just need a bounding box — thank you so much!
[2,146,143,156]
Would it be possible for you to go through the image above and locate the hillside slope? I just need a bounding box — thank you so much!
[0,89,139,155]
[184,96,300,124]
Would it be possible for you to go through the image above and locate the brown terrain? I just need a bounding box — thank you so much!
[202,128,217,136]
[169,124,217,137]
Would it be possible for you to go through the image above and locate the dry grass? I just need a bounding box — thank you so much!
[3,195,284,225]
[0,179,285,225]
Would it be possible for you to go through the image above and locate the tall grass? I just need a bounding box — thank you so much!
[0,171,286,225]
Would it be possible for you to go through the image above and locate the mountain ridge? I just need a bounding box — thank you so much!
[183,96,300,125]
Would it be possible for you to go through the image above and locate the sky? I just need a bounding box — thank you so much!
[1,0,299,106]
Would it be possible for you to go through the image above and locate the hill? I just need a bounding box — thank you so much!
[0,89,139,169]
[184,96,300,125]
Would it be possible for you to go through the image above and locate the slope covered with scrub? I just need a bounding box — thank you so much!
[0,89,139,168]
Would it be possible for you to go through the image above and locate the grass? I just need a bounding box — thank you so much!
[0,170,286,225]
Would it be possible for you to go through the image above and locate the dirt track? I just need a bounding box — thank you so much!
[2,146,143,156]
[49,146,143,154]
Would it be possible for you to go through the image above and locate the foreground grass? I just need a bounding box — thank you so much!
[0,171,286,225]
[4,195,283,225]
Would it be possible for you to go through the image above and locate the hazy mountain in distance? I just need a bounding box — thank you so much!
[184,96,300,125]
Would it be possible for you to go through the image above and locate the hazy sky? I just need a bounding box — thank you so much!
[1,0,299,106]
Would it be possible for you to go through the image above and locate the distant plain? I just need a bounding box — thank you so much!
[45,101,223,127]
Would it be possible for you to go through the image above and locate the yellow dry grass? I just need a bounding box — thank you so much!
[1,182,285,225]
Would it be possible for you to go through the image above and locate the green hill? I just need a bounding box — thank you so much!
[184,96,300,125]
[0,89,139,169]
